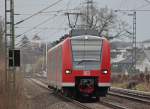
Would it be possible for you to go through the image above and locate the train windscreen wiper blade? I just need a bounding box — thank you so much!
[77,59,98,65]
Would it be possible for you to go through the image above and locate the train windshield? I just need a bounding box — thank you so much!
[71,36,102,70]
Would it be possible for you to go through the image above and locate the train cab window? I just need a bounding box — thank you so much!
[71,35,102,70]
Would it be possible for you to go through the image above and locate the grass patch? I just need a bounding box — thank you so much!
[112,83,128,89]
[112,82,150,92]
[135,83,150,92]
[0,68,24,109]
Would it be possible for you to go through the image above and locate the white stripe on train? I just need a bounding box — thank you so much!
[62,83,111,87]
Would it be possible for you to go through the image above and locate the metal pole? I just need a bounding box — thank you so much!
[132,11,136,70]
[5,0,16,108]
[86,0,89,27]
[11,0,15,49]
[46,42,48,73]
[10,0,16,107]
[134,11,136,70]
[86,0,93,28]
[5,0,8,92]
[114,10,137,73]
[132,12,134,69]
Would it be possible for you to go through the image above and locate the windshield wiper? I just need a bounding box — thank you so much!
[77,59,98,65]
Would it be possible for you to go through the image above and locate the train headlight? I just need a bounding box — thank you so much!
[102,70,108,74]
[65,69,71,74]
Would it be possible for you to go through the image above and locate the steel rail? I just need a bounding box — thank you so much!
[100,100,129,109]
[30,78,92,109]
[31,78,131,109]
[110,87,150,100]
[108,91,150,105]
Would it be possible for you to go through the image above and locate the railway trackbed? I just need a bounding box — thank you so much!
[109,88,150,105]
[30,78,93,109]
[99,100,129,109]
[110,87,150,99]
[30,78,130,109]
[97,87,150,109]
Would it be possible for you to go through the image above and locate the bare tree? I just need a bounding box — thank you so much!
[80,4,129,38]
[20,35,31,48]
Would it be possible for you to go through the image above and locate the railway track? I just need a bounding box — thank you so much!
[110,87,150,99]
[109,87,150,105]
[30,78,93,109]
[30,78,129,109]
[99,100,129,109]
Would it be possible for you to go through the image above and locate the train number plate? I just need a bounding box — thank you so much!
[83,71,91,76]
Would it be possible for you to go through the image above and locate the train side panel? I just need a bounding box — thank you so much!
[47,45,63,89]
[62,38,74,86]
[99,38,111,85]
[47,48,57,88]
[56,46,63,89]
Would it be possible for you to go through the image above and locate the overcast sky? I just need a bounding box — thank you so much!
[1,0,150,43]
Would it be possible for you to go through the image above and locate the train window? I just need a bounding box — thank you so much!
[71,36,102,70]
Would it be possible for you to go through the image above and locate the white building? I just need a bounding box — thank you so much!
[134,50,150,72]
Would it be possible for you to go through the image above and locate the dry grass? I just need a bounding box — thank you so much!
[135,83,150,92]
[0,43,25,108]
[0,55,7,109]
[112,83,128,89]
[16,72,25,109]
[0,57,25,109]
[112,73,150,92]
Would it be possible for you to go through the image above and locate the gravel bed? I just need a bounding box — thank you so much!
[101,94,150,109]
[21,78,84,109]
[85,102,112,109]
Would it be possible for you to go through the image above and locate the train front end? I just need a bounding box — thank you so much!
[62,35,111,98]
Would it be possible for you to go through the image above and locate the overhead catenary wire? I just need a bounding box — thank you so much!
[36,16,69,42]
[16,14,61,38]
[144,0,150,4]
[134,0,150,9]
[116,0,150,11]
[42,9,78,13]
[15,0,79,42]
[16,26,69,30]
[135,3,150,9]
[15,8,79,16]
[15,0,63,25]
[114,9,150,12]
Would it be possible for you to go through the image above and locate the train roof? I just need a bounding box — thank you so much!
[48,29,106,53]
[70,29,100,37]
[71,35,105,40]
[48,35,107,53]
[48,37,67,53]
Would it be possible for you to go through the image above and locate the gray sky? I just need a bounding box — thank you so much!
[1,0,150,43]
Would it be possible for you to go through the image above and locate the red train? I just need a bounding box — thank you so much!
[47,30,111,99]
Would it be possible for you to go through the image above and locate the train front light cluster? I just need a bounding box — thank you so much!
[65,69,72,74]
[102,70,108,74]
